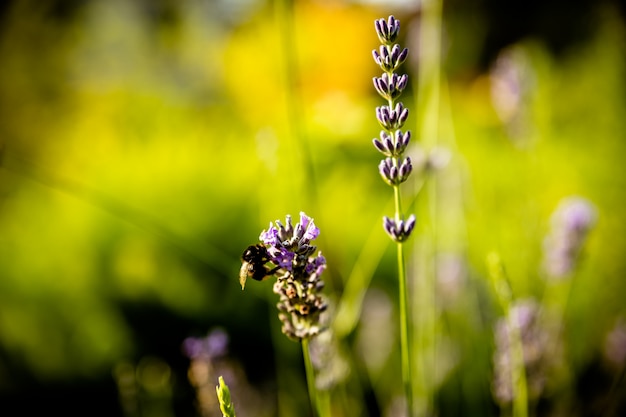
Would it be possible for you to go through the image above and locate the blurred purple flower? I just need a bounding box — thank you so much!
[492,299,550,404]
[182,328,229,360]
[542,196,597,279]
[604,317,626,369]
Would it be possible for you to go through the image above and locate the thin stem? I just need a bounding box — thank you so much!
[509,314,529,417]
[396,240,413,415]
[393,182,412,415]
[387,66,413,415]
[302,339,319,417]
[393,185,403,220]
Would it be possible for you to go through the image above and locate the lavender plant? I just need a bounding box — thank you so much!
[183,329,230,417]
[492,299,550,407]
[542,196,596,280]
[242,212,328,416]
[487,252,529,417]
[372,15,416,414]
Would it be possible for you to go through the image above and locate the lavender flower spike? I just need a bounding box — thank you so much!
[542,196,597,279]
[372,14,415,243]
[257,212,327,340]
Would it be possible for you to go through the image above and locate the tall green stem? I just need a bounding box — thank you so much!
[302,339,320,417]
[384,64,413,414]
[396,238,413,415]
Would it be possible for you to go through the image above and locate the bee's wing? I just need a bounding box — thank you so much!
[239,263,249,290]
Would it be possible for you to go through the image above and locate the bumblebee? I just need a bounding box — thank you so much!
[239,244,278,290]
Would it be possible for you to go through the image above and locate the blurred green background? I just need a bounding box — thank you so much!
[0,0,625,416]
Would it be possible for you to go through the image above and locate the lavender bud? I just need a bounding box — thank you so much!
[378,158,393,184]
[395,130,411,153]
[374,19,387,43]
[373,76,389,99]
[396,73,408,94]
[397,47,409,65]
[399,156,413,182]
[382,214,416,242]
[375,15,400,45]
[376,103,409,130]
[383,216,399,240]
[372,138,386,154]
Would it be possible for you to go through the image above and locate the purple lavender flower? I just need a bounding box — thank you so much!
[604,317,626,369]
[182,328,229,360]
[542,196,597,279]
[492,299,551,405]
[259,212,328,340]
[372,15,416,243]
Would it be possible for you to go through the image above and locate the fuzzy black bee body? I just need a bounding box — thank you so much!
[239,244,277,289]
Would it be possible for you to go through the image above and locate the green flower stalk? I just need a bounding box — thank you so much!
[487,253,529,417]
[216,376,236,417]
[372,15,415,414]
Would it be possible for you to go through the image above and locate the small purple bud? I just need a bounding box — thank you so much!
[398,48,409,65]
[383,216,399,239]
[396,130,411,151]
[390,44,402,63]
[372,49,381,65]
[405,214,416,234]
[373,77,389,99]
[399,157,413,181]
[390,165,399,181]
[379,158,398,186]
[379,158,391,178]
[397,74,408,91]
[383,133,394,150]
[396,103,409,124]
[373,138,386,153]
[381,45,390,60]
[375,19,385,43]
